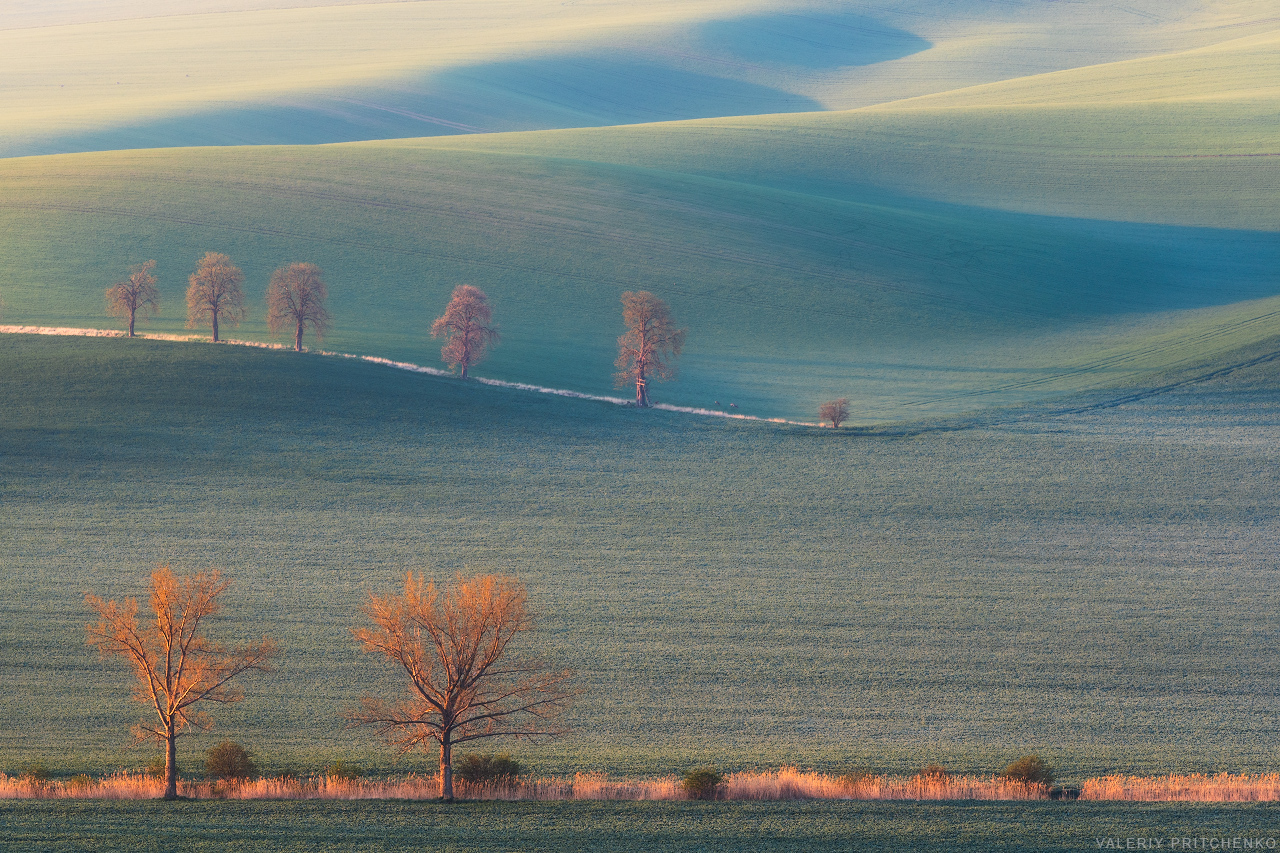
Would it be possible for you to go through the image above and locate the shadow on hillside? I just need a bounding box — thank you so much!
[3,11,931,156]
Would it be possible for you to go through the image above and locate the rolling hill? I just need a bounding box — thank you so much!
[2,19,1277,421]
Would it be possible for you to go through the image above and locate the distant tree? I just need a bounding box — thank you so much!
[186,252,247,343]
[266,262,331,352]
[351,573,573,801]
[106,260,161,338]
[614,291,685,407]
[819,398,850,428]
[86,566,277,800]
[431,285,499,379]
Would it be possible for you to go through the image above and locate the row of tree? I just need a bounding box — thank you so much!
[86,567,571,802]
[108,258,849,419]
[432,285,686,407]
[107,253,331,350]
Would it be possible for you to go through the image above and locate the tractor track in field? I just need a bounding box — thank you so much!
[4,324,1275,436]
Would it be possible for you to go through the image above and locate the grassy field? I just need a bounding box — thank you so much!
[2,334,1279,780]
[4,799,1280,852]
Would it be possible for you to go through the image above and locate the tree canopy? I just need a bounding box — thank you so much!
[431,285,499,379]
[186,252,246,343]
[266,262,331,351]
[85,566,277,800]
[614,291,685,407]
[351,573,572,800]
[106,259,160,337]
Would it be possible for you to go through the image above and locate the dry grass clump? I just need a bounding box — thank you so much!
[5,770,1279,802]
[1081,774,1280,802]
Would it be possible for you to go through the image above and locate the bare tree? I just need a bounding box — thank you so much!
[431,285,499,379]
[186,252,247,343]
[106,260,161,338]
[819,398,850,428]
[351,573,573,801]
[266,262,331,352]
[614,291,686,407]
[86,566,277,800]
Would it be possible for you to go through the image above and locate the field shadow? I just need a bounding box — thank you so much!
[8,55,823,157]
[697,11,931,69]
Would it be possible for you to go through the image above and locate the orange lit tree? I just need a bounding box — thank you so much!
[186,252,246,342]
[614,291,685,407]
[106,260,160,337]
[351,573,573,800]
[266,262,331,352]
[86,566,277,800]
[431,285,499,379]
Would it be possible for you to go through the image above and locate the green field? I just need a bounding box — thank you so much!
[2,334,1279,780]
[3,2,1280,849]
[4,799,1280,852]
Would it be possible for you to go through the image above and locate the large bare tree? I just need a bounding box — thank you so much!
[266,262,331,351]
[106,260,160,337]
[351,573,573,801]
[186,252,247,343]
[614,291,686,407]
[431,285,499,379]
[86,566,277,800]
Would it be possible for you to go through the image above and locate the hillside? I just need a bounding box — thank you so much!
[2,335,1279,777]
[3,0,1277,156]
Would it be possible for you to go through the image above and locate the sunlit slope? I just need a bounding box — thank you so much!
[2,134,1278,421]
[4,0,1277,156]
[411,26,1280,231]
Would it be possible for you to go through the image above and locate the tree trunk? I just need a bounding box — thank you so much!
[439,737,454,801]
[635,375,649,407]
[460,363,469,380]
[128,312,135,338]
[211,312,220,343]
[295,322,303,352]
[163,725,178,800]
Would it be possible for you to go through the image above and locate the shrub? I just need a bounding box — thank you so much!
[454,753,522,786]
[145,756,167,780]
[18,763,49,784]
[681,767,724,800]
[66,774,93,792]
[326,760,363,781]
[1002,755,1055,787]
[918,764,949,782]
[205,741,257,780]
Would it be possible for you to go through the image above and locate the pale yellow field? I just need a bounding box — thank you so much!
[4,0,1279,150]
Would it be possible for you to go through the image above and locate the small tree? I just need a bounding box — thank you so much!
[614,291,685,407]
[431,285,499,379]
[1002,755,1054,788]
[681,767,724,800]
[266,262,331,352]
[351,573,573,801]
[186,252,247,343]
[819,398,849,428]
[106,260,160,337]
[205,740,256,781]
[85,566,277,800]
